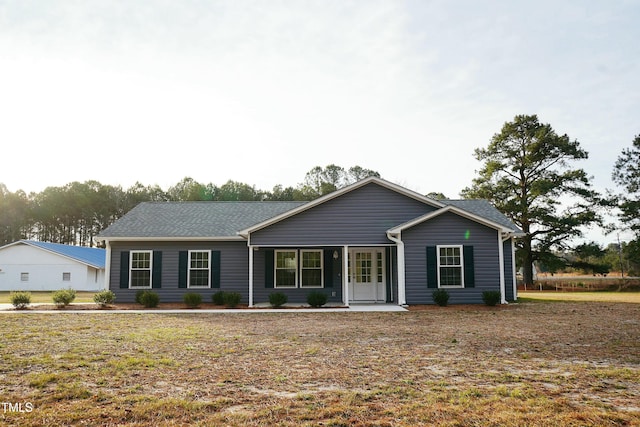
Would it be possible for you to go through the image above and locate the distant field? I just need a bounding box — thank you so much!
[519,290,640,303]
[0,291,96,304]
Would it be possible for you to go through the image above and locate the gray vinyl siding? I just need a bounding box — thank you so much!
[109,241,248,303]
[503,238,515,301]
[252,247,343,304]
[403,212,501,304]
[250,183,437,246]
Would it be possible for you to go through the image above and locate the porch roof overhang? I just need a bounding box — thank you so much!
[237,177,445,238]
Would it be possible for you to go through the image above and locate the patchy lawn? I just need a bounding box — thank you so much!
[519,291,640,304]
[1,301,638,426]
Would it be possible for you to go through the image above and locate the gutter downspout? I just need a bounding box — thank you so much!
[387,232,406,306]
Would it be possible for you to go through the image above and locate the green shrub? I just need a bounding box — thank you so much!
[432,289,450,307]
[183,293,203,308]
[52,288,76,307]
[11,291,31,309]
[212,291,226,305]
[138,291,160,308]
[482,290,501,306]
[135,290,146,305]
[223,292,242,308]
[307,291,328,308]
[93,290,116,307]
[269,292,288,308]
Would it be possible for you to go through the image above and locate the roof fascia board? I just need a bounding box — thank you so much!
[388,205,518,235]
[239,177,445,236]
[97,236,246,243]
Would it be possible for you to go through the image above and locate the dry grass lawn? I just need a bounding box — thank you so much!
[519,291,640,304]
[1,301,639,426]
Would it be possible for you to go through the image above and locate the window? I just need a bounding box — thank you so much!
[62,272,71,281]
[21,272,29,282]
[189,250,210,288]
[130,250,152,288]
[438,245,463,287]
[355,252,372,283]
[301,250,323,288]
[275,250,297,288]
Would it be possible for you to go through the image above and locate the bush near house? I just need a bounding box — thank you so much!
[222,292,242,308]
[212,291,226,306]
[269,292,288,308]
[307,291,328,308]
[137,291,160,308]
[93,290,116,307]
[52,288,77,307]
[482,290,501,306]
[10,291,31,309]
[183,293,203,308]
[432,289,450,307]
[210,291,242,308]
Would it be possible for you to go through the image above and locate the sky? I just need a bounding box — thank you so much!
[1,1,639,243]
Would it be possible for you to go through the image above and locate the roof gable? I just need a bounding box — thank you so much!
[0,240,106,269]
[387,204,523,236]
[239,177,444,236]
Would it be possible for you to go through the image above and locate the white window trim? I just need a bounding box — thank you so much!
[300,249,324,288]
[437,245,464,288]
[188,250,211,289]
[129,250,153,289]
[274,250,298,288]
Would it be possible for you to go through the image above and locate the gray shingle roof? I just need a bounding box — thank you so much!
[442,199,522,232]
[97,201,306,239]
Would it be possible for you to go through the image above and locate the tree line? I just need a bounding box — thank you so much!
[0,165,379,247]
[1,116,640,284]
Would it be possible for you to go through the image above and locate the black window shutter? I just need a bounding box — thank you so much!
[211,250,221,288]
[264,249,274,288]
[426,246,437,288]
[178,251,188,288]
[323,249,333,288]
[463,245,475,287]
[152,251,162,288]
[119,251,130,288]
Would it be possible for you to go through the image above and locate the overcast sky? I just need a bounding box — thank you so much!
[1,1,638,241]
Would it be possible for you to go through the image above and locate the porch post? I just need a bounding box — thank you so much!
[498,231,506,304]
[248,245,254,307]
[511,238,517,301]
[343,245,349,307]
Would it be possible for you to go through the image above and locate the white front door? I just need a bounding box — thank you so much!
[349,249,385,302]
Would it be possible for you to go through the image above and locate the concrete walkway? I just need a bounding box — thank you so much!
[0,303,407,313]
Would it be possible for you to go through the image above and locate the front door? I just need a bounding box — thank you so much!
[349,249,385,302]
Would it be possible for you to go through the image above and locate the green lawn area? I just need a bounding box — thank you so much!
[0,301,638,426]
[519,290,640,303]
[0,291,96,304]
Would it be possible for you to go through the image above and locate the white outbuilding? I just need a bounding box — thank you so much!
[0,240,105,291]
